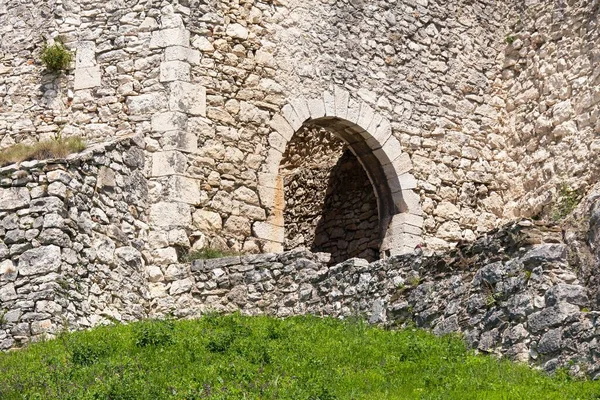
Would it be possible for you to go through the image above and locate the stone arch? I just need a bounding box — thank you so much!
[254,87,423,257]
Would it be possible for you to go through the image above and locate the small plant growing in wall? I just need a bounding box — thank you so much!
[551,183,580,221]
[40,40,73,72]
[505,34,516,44]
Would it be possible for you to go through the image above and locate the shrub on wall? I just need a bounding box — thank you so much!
[40,41,73,72]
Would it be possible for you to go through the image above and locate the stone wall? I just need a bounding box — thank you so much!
[0,136,150,348]
[496,0,600,220]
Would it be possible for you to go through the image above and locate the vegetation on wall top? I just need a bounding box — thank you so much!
[0,136,85,167]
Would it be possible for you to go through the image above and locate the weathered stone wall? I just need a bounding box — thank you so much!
[1,0,525,255]
[496,0,600,220]
[0,136,150,348]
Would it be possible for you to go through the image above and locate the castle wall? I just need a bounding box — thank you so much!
[1,0,521,257]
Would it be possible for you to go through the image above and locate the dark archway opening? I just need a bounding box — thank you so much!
[279,125,382,263]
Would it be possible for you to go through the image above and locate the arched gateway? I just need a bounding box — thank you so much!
[253,87,423,257]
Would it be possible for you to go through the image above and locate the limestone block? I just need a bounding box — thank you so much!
[226,23,249,40]
[151,151,187,177]
[307,98,325,120]
[224,216,251,236]
[367,113,383,137]
[127,92,168,115]
[434,201,461,220]
[291,98,310,124]
[0,283,17,302]
[149,202,192,227]
[389,213,424,229]
[165,46,201,65]
[373,118,393,146]
[160,130,198,152]
[76,41,96,68]
[234,186,260,205]
[18,245,61,276]
[169,81,206,116]
[268,131,287,153]
[193,209,222,231]
[347,99,361,124]
[150,28,190,48]
[334,86,349,119]
[160,60,190,82]
[74,66,101,90]
[253,221,284,243]
[170,278,194,295]
[151,112,187,132]
[553,121,577,138]
[269,114,294,141]
[262,240,283,253]
[263,149,283,175]
[323,91,335,117]
[401,189,422,215]
[282,104,302,131]
[397,173,417,190]
[356,103,375,130]
[0,187,30,210]
[165,175,202,205]
[192,36,214,52]
[146,266,164,283]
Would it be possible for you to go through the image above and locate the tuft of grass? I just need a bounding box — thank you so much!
[0,136,85,167]
[40,41,73,72]
[185,247,240,261]
[505,34,516,44]
[1,314,600,399]
[551,183,580,222]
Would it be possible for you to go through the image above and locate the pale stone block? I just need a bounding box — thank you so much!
[323,91,335,117]
[160,130,198,152]
[74,66,101,90]
[253,221,284,243]
[373,118,393,145]
[262,240,283,253]
[149,202,192,227]
[334,86,349,119]
[398,173,417,190]
[127,92,168,115]
[367,113,383,136]
[269,114,294,141]
[150,28,190,48]
[152,111,187,132]
[169,81,206,116]
[160,60,190,82]
[151,151,187,177]
[401,189,422,215]
[192,36,214,52]
[389,213,424,229]
[0,187,30,210]
[165,175,202,204]
[291,98,310,124]
[356,102,375,130]
[263,149,283,175]
[373,135,402,166]
[257,185,275,209]
[307,98,325,119]
[268,131,287,153]
[282,104,302,131]
[226,23,249,40]
[347,99,361,124]
[193,209,222,231]
[165,46,200,65]
[76,41,96,68]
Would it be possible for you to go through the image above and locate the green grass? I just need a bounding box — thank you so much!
[41,41,73,72]
[0,315,599,399]
[0,136,85,167]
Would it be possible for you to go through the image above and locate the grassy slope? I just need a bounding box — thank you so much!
[0,315,598,400]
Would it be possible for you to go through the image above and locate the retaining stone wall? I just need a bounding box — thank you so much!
[0,136,150,348]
